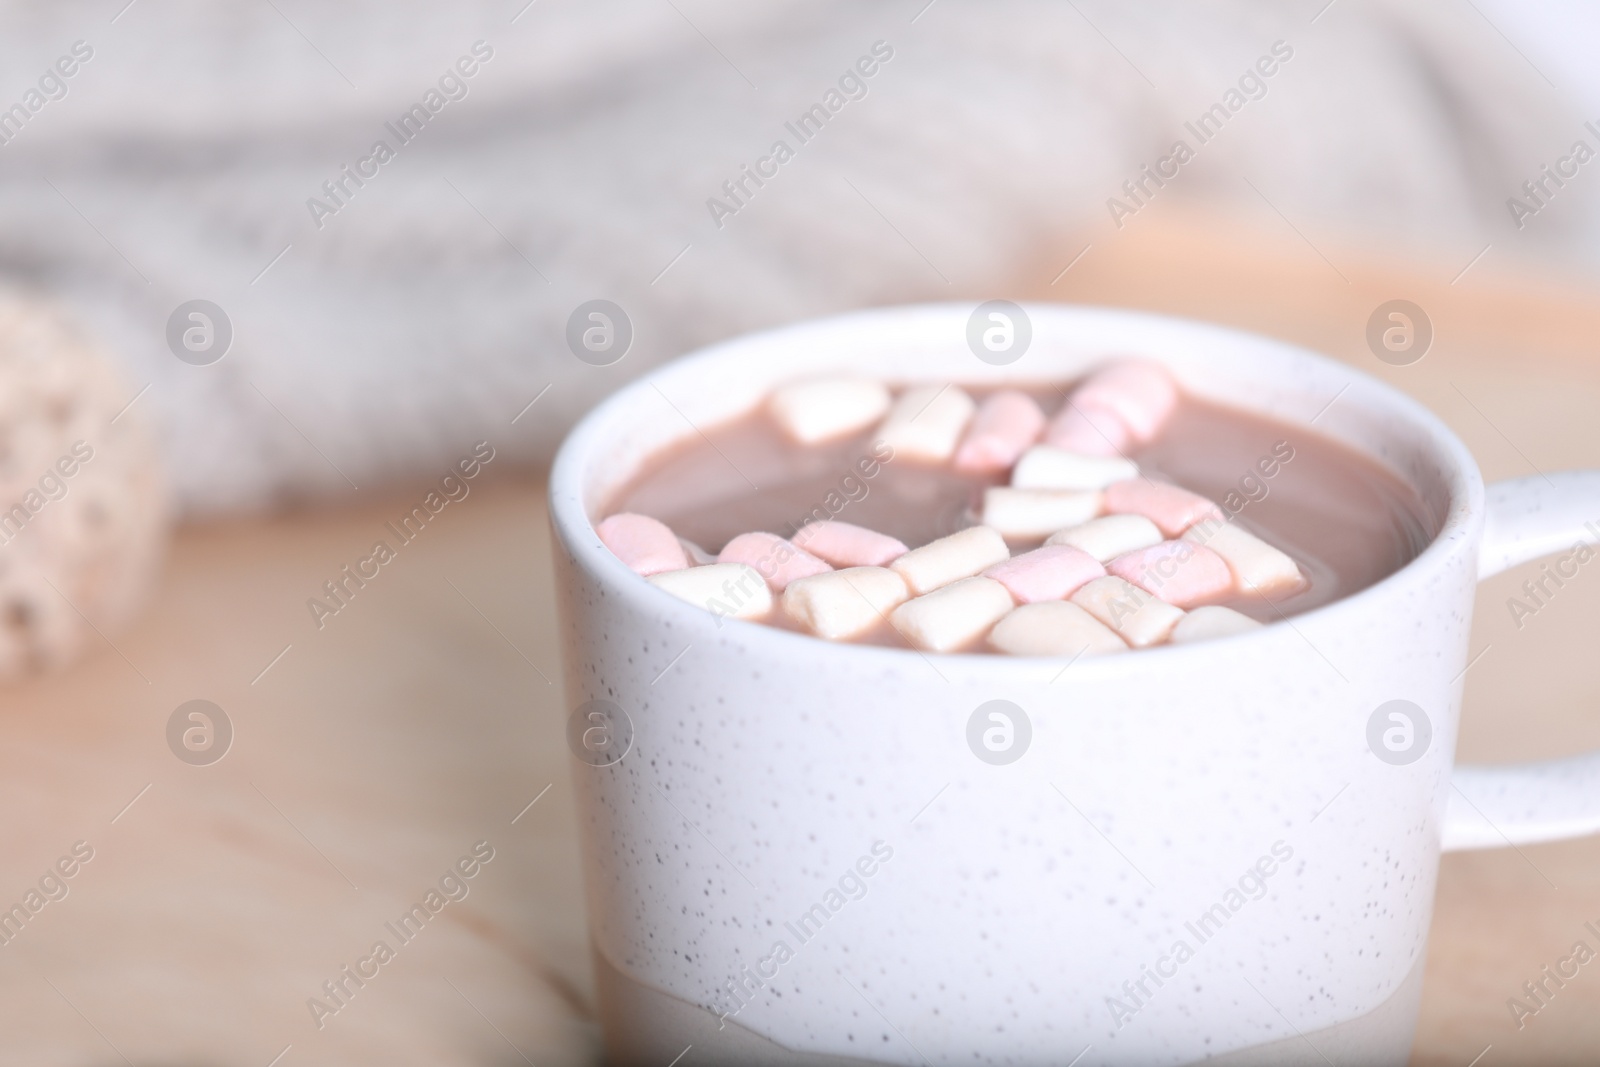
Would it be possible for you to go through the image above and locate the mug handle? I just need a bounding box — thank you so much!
[1443,471,1600,851]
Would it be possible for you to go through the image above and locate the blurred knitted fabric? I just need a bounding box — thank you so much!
[0,290,164,676]
[0,0,1587,515]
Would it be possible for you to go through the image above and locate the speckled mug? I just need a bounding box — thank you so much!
[550,304,1600,1066]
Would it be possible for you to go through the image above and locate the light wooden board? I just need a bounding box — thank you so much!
[0,474,597,1065]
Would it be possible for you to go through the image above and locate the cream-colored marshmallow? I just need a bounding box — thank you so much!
[1046,514,1164,562]
[889,525,1009,596]
[889,576,1014,652]
[1170,605,1263,644]
[1183,519,1307,597]
[1070,575,1184,648]
[1011,445,1139,490]
[981,487,1103,540]
[649,563,772,620]
[875,384,976,463]
[987,601,1128,658]
[769,378,891,445]
[781,567,910,641]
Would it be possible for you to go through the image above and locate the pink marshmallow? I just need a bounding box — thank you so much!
[1044,401,1132,457]
[953,390,1046,473]
[718,532,833,592]
[792,521,908,568]
[1071,360,1178,443]
[1103,479,1224,537]
[597,513,690,576]
[982,544,1106,604]
[1107,541,1233,608]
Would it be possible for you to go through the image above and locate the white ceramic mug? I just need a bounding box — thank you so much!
[549,304,1600,1066]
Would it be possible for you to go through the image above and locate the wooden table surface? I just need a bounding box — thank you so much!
[4,207,1600,1065]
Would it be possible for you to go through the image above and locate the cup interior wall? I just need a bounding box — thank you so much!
[571,306,1464,551]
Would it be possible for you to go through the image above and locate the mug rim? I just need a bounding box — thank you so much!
[549,302,1484,676]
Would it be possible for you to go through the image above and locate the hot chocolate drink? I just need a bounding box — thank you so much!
[596,361,1435,655]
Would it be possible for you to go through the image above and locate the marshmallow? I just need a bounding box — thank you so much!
[782,566,909,640]
[983,545,1105,604]
[889,525,1009,596]
[718,532,832,592]
[1046,514,1164,562]
[1044,401,1131,456]
[1071,360,1178,443]
[769,378,892,445]
[876,384,976,464]
[1106,541,1233,609]
[953,390,1046,473]
[981,487,1103,540]
[1070,575,1185,648]
[889,576,1015,652]
[988,601,1128,658]
[649,563,773,620]
[1183,520,1307,598]
[792,520,908,568]
[1103,479,1224,537]
[597,512,690,576]
[1011,445,1139,490]
[1170,605,1262,645]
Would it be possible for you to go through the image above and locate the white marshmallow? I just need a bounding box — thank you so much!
[890,577,1015,652]
[1183,520,1306,597]
[988,601,1128,658]
[1070,575,1184,648]
[889,525,1010,596]
[1170,605,1262,644]
[1046,514,1164,562]
[981,487,1103,540]
[769,378,892,445]
[1011,445,1139,490]
[782,567,909,641]
[875,384,976,463]
[648,563,772,621]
